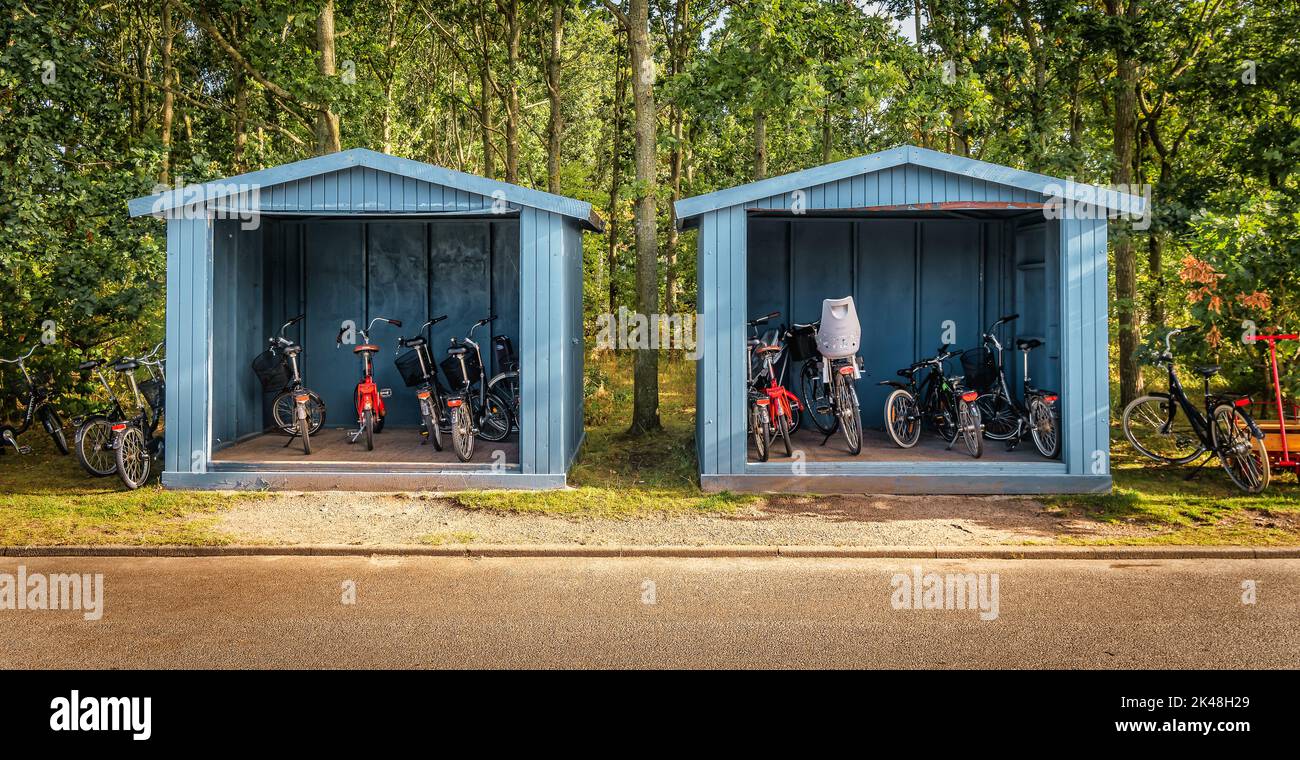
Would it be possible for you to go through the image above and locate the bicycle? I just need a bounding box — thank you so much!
[745,311,803,460]
[1122,326,1270,493]
[72,357,130,476]
[880,344,983,458]
[252,314,324,455]
[336,316,402,451]
[790,320,863,456]
[394,315,451,451]
[488,334,521,431]
[0,343,69,458]
[441,316,514,462]
[110,342,165,490]
[969,314,1061,458]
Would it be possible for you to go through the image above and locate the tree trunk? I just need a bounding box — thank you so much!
[314,0,342,154]
[1109,0,1141,406]
[628,0,660,434]
[159,0,175,183]
[501,0,521,184]
[607,38,628,318]
[753,108,767,181]
[545,0,565,194]
[664,0,690,316]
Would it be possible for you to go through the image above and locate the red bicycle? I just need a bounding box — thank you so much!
[336,316,402,451]
[746,311,803,460]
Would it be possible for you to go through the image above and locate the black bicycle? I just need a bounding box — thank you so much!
[395,315,451,451]
[1122,326,1270,493]
[73,357,130,476]
[442,316,514,462]
[791,322,864,455]
[0,343,68,457]
[111,342,165,490]
[252,314,324,454]
[969,314,1061,458]
[880,344,983,458]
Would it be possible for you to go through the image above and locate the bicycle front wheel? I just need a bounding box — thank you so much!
[975,393,1018,441]
[114,426,151,490]
[1211,405,1270,493]
[478,393,513,442]
[799,360,837,435]
[273,390,325,435]
[1123,395,1204,465]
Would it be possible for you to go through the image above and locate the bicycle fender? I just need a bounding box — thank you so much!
[878,380,909,390]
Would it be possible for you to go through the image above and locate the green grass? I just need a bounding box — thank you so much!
[420,530,478,545]
[1044,447,1300,545]
[451,353,753,517]
[0,434,252,545]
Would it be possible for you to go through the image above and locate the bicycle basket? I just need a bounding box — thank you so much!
[440,348,482,390]
[139,378,164,413]
[960,348,998,393]
[492,335,518,373]
[787,324,819,362]
[394,349,430,388]
[250,349,291,391]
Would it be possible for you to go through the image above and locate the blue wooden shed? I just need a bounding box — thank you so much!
[675,145,1144,494]
[128,148,600,490]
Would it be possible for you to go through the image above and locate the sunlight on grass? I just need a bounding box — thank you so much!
[0,435,254,545]
[451,352,753,517]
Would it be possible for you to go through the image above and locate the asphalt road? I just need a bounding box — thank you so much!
[0,556,1296,668]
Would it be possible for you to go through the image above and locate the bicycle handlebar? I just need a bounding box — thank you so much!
[747,311,780,327]
[0,344,38,365]
[1164,325,1199,355]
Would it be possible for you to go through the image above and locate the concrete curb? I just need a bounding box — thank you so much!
[2,544,1298,560]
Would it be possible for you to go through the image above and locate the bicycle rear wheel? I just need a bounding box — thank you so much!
[114,426,151,490]
[883,388,920,448]
[776,405,793,458]
[1028,395,1060,458]
[451,404,475,461]
[1211,405,1270,493]
[273,390,325,435]
[975,393,1017,441]
[958,399,983,458]
[1122,395,1204,465]
[750,404,770,462]
[362,409,374,451]
[836,375,862,456]
[75,415,117,476]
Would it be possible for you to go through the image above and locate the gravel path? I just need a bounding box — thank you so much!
[212,491,1119,546]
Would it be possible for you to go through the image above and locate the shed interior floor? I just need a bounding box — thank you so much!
[748,426,1050,464]
[211,428,518,470]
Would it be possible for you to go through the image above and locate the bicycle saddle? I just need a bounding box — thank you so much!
[110,358,138,372]
[401,336,427,348]
[352,344,379,355]
[1016,338,1043,350]
[754,344,781,355]
[78,359,102,371]
[281,344,302,357]
[447,346,468,356]
[1194,364,1221,378]
[747,338,762,348]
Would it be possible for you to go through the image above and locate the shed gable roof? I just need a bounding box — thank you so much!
[674,145,1145,225]
[128,148,603,231]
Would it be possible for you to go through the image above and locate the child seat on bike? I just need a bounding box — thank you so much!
[816,296,860,359]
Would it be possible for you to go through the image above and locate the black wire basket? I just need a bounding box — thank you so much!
[493,335,518,373]
[960,348,998,393]
[440,349,482,390]
[250,349,290,391]
[394,349,429,388]
[786,324,820,362]
[138,378,164,414]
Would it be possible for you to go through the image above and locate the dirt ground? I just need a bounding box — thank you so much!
[212,490,1145,546]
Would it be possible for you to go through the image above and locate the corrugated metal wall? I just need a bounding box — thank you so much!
[696,163,1108,485]
[168,167,585,482]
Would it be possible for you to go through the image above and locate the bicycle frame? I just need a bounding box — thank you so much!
[446,316,497,428]
[338,316,401,428]
[1154,330,1260,450]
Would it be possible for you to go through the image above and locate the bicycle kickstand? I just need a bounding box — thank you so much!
[282,430,300,449]
[1183,452,1215,481]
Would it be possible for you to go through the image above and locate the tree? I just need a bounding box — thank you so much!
[604,0,662,434]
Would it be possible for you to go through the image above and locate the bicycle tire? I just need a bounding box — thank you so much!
[958,399,983,458]
[776,406,793,458]
[75,414,117,476]
[273,390,326,435]
[114,426,150,490]
[836,375,862,456]
[975,392,1018,441]
[1211,405,1270,493]
[298,403,312,455]
[452,404,475,462]
[1122,394,1204,465]
[883,388,921,448]
[1028,395,1061,459]
[362,408,374,451]
[41,407,69,455]
[799,359,837,435]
